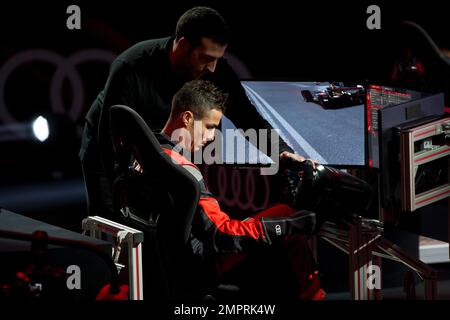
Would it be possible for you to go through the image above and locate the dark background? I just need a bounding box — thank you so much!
[2,1,449,77]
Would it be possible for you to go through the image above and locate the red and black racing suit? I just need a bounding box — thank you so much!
[157,132,324,300]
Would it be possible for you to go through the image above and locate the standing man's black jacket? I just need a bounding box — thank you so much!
[79,37,293,217]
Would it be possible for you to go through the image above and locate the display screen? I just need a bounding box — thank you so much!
[221,81,365,166]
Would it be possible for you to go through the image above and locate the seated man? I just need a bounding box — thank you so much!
[135,79,325,300]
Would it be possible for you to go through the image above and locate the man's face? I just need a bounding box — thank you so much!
[187,108,222,152]
[179,37,227,80]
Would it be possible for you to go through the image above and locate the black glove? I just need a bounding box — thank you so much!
[261,210,317,242]
[276,158,317,208]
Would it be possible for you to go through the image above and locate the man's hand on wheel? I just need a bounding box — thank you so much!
[279,151,319,169]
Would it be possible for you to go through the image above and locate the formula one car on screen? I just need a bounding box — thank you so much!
[301,82,365,108]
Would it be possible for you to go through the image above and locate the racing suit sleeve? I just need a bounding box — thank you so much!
[195,196,270,253]
[195,196,316,254]
[184,165,316,254]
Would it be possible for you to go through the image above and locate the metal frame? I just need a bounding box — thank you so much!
[400,116,450,211]
[319,216,437,300]
[82,216,144,300]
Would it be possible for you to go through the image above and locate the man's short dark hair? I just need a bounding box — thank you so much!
[175,6,229,46]
[171,80,228,119]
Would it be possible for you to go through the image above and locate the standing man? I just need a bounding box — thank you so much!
[80,6,308,218]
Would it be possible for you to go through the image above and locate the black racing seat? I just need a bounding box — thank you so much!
[109,104,208,300]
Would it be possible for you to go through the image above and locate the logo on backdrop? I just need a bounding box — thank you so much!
[0,49,116,127]
[203,165,270,211]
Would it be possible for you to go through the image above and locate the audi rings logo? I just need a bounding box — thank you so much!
[203,165,270,212]
[0,49,116,129]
